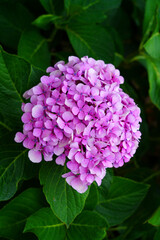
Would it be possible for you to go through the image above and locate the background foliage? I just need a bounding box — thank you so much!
[0,0,160,239]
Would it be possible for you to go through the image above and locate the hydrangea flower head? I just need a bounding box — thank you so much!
[15,56,142,193]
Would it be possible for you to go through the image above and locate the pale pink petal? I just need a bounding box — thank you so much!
[14,132,25,143]
[33,128,41,137]
[32,85,42,95]
[54,146,64,156]
[76,123,85,134]
[57,117,65,129]
[70,178,88,193]
[72,107,79,115]
[28,150,42,163]
[46,98,54,105]
[64,125,73,134]
[21,112,31,123]
[91,87,99,96]
[75,152,84,163]
[24,103,33,112]
[54,127,63,140]
[24,122,33,131]
[78,111,85,120]
[62,111,73,122]
[46,66,55,73]
[56,154,66,165]
[32,105,44,118]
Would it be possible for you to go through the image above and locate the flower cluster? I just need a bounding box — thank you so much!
[15,56,142,193]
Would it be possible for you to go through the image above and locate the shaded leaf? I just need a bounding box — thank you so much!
[148,207,160,226]
[0,46,44,129]
[24,207,66,240]
[67,210,108,240]
[18,28,51,70]
[96,176,149,226]
[144,33,160,59]
[0,188,45,239]
[154,227,160,240]
[0,2,33,49]
[39,161,89,226]
[33,14,62,29]
[67,23,114,63]
[84,183,99,210]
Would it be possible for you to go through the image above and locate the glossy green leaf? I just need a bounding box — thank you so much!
[143,0,158,35]
[39,161,89,226]
[0,46,44,129]
[144,33,160,59]
[154,227,160,240]
[67,23,114,63]
[0,2,33,49]
[24,208,66,240]
[148,207,160,226]
[67,210,108,240]
[84,183,99,210]
[18,28,51,70]
[33,14,61,29]
[0,188,44,239]
[96,176,149,226]
[146,57,160,109]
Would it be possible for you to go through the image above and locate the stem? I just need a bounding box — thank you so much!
[47,28,58,42]
[143,170,160,183]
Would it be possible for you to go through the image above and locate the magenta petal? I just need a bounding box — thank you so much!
[28,150,42,163]
[76,123,85,134]
[62,111,73,122]
[24,103,33,112]
[57,117,65,129]
[75,152,84,163]
[24,122,33,131]
[32,105,44,118]
[72,106,79,115]
[54,146,64,156]
[46,97,54,105]
[21,112,31,123]
[32,85,42,95]
[64,125,73,134]
[33,128,41,137]
[54,127,63,140]
[56,154,66,165]
[70,178,88,193]
[14,132,25,143]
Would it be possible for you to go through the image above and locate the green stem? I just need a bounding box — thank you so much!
[143,170,160,183]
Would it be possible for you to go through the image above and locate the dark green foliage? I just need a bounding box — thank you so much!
[0,0,160,240]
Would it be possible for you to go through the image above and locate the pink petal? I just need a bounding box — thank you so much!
[78,111,85,120]
[14,132,25,143]
[76,123,85,134]
[70,177,88,193]
[32,105,44,118]
[32,85,42,95]
[24,122,33,131]
[24,103,33,112]
[64,125,73,134]
[91,87,99,96]
[62,111,73,122]
[54,146,64,156]
[33,128,41,137]
[46,66,55,73]
[46,97,54,105]
[72,106,79,115]
[56,154,66,165]
[57,117,65,129]
[54,127,63,140]
[44,120,53,129]
[75,152,84,163]
[77,100,84,108]
[28,150,42,163]
[21,112,31,123]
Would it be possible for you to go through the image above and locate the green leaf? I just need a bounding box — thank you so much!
[39,161,89,226]
[144,33,160,59]
[0,46,44,129]
[18,28,51,70]
[24,207,66,240]
[154,227,160,240]
[84,183,99,210]
[98,168,113,202]
[67,210,108,240]
[146,57,160,109]
[0,188,45,239]
[39,0,55,13]
[67,23,114,63]
[143,0,158,35]
[33,14,62,29]
[148,207,160,226]
[96,176,149,226]
[0,2,33,49]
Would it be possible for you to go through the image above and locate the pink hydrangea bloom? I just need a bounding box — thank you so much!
[14,56,142,194]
